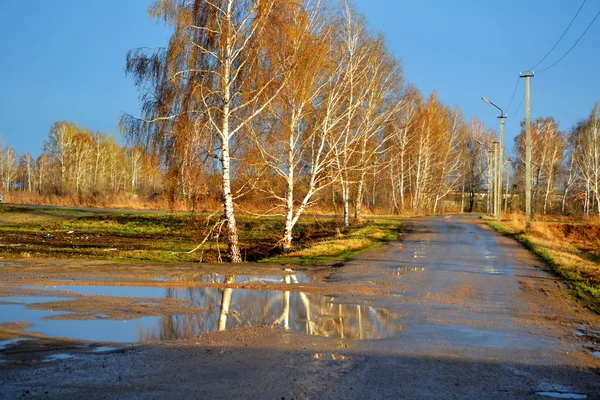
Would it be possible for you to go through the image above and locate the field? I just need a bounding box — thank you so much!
[0,206,405,264]
[487,214,600,313]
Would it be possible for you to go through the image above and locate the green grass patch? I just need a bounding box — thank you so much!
[261,219,405,264]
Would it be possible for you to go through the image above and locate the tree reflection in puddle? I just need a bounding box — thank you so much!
[140,274,401,341]
[12,275,401,343]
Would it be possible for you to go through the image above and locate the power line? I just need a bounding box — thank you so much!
[538,7,600,73]
[509,93,525,118]
[527,0,587,71]
[504,77,521,115]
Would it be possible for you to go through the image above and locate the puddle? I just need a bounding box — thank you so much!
[394,266,426,276]
[396,266,426,272]
[313,353,347,361]
[535,392,587,399]
[44,353,76,362]
[0,305,69,326]
[483,267,501,275]
[91,346,119,353]
[0,304,163,342]
[2,285,401,343]
[0,338,31,350]
[202,273,311,284]
[536,384,587,399]
[1,296,73,304]
[152,273,311,285]
[591,351,600,359]
[0,262,26,268]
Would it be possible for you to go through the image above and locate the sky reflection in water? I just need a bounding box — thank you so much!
[3,275,400,343]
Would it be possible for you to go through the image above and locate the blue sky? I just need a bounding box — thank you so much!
[1,0,599,159]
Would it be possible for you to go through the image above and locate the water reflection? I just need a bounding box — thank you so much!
[141,274,400,341]
[152,273,312,285]
[12,275,400,342]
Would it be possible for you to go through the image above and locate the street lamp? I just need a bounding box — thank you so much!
[481,97,507,221]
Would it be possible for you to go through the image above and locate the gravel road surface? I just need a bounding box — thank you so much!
[1,214,599,399]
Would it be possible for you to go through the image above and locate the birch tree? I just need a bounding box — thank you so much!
[386,86,421,214]
[44,121,76,194]
[330,2,393,227]
[350,38,404,222]
[431,109,465,213]
[515,117,564,215]
[20,153,34,192]
[250,1,350,249]
[460,118,489,212]
[122,0,298,262]
[570,104,600,214]
[0,145,17,192]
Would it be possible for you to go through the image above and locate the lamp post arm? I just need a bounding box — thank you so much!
[481,97,506,117]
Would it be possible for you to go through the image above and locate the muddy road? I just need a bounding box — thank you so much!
[1,214,599,399]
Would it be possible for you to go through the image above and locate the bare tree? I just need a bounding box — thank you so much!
[460,118,490,212]
[570,104,600,214]
[20,153,35,192]
[351,37,404,222]
[0,145,18,192]
[386,86,421,214]
[515,117,564,215]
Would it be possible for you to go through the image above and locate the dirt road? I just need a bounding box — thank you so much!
[1,214,599,399]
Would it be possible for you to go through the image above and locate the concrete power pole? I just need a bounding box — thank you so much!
[520,72,534,232]
[492,141,499,218]
[488,148,494,215]
[496,118,505,221]
[481,97,507,222]
[505,157,512,212]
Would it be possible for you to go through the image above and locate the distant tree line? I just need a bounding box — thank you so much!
[0,122,163,200]
[512,104,600,217]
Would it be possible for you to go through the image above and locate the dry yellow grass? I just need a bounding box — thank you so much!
[288,238,371,257]
[487,213,600,312]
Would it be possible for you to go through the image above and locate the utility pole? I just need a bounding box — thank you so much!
[481,97,507,222]
[505,157,512,212]
[496,118,505,221]
[520,72,534,232]
[488,148,494,216]
[492,141,499,218]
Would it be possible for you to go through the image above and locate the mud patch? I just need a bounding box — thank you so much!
[1,296,72,304]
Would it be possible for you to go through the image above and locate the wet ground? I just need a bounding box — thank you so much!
[1,214,599,399]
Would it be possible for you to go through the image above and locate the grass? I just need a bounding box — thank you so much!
[486,217,600,314]
[261,220,405,263]
[0,206,405,264]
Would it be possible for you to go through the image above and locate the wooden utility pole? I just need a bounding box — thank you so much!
[520,72,534,232]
